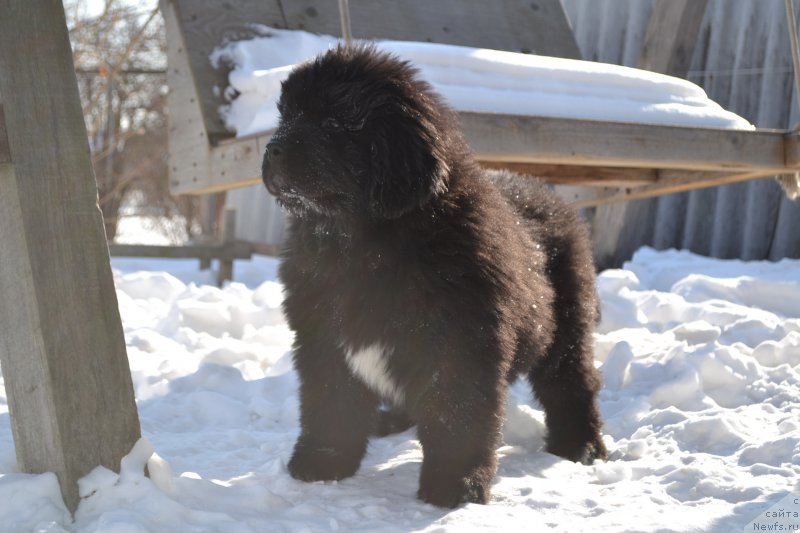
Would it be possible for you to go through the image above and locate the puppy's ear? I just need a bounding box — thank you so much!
[367,112,449,219]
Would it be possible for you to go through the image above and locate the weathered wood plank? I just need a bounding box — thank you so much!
[572,170,773,208]
[217,208,237,285]
[168,0,579,144]
[0,103,9,164]
[168,0,285,143]
[108,242,253,261]
[479,162,657,186]
[0,0,140,513]
[784,131,800,167]
[460,113,794,173]
[639,0,709,76]
[162,0,215,195]
[171,114,799,196]
[280,0,581,58]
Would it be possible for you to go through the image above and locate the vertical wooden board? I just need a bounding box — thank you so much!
[595,0,627,64]
[652,193,687,250]
[770,193,800,260]
[569,0,603,61]
[708,2,760,259]
[640,0,709,76]
[590,0,706,267]
[681,187,717,256]
[620,0,653,67]
[741,179,784,260]
[0,163,64,488]
[727,1,761,121]
[591,197,655,269]
[0,103,9,163]
[710,181,748,258]
[0,0,140,512]
[771,48,800,260]
[756,2,793,129]
[171,0,286,143]
[714,1,791,259]
[587,0,653,268]
[281,0,581,57]
[162,0,215,194]
[740,3,792,260]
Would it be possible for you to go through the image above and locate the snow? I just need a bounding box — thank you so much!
[1,241,799,531]
[210,26,754,137]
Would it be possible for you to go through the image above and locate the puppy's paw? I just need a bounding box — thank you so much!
[417,459,496,508]
[417,472,491,508]
[580,436,608,465]
[288,444,362,482]
[548,433,608,465]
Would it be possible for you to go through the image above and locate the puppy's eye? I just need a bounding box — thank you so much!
[321,117,341,130]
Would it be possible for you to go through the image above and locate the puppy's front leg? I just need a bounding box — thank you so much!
[289,338,379,482]
[415,375,505,507]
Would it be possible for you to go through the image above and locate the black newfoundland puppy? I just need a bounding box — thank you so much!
[261,44,607,508]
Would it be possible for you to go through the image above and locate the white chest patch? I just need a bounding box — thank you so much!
[344,344,404,405]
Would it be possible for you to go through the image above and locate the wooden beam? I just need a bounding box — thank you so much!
[784,131,800,167]
[170,116,800,195]
[571,170,773,209]
[0,0,140,513]
[478,161,657,186]
[108,242,253,261]
[460,112,794,173]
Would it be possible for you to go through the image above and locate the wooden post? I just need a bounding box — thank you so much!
[0,0,141,513]
[217,208,237,286]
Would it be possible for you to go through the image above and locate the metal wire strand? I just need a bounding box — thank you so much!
[338,0,352,46]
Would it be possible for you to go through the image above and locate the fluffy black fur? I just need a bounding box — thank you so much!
[261,44,607,508]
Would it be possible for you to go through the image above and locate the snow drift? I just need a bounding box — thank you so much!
[0,247,798,531]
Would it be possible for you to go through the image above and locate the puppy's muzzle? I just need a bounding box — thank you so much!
[262,141,286,196]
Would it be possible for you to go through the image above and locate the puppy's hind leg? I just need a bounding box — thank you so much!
[289,338,380,482]
[528,296,607,463]
[528,213,607,464]
[529,348,606,464]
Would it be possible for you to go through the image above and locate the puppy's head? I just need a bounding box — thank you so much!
[262,44,451,219]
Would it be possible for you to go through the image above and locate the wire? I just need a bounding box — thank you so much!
[338,0,352,46]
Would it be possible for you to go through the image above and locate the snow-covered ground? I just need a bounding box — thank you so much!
[0,237,798,531]
[211,26,754,138]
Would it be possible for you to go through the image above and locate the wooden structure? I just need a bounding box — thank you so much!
[108,208,267,286]
[567,0,800,266]
[0,0,141,514]
[161,0,800,214]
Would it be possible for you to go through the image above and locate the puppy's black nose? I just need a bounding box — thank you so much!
[266,142,283,161]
